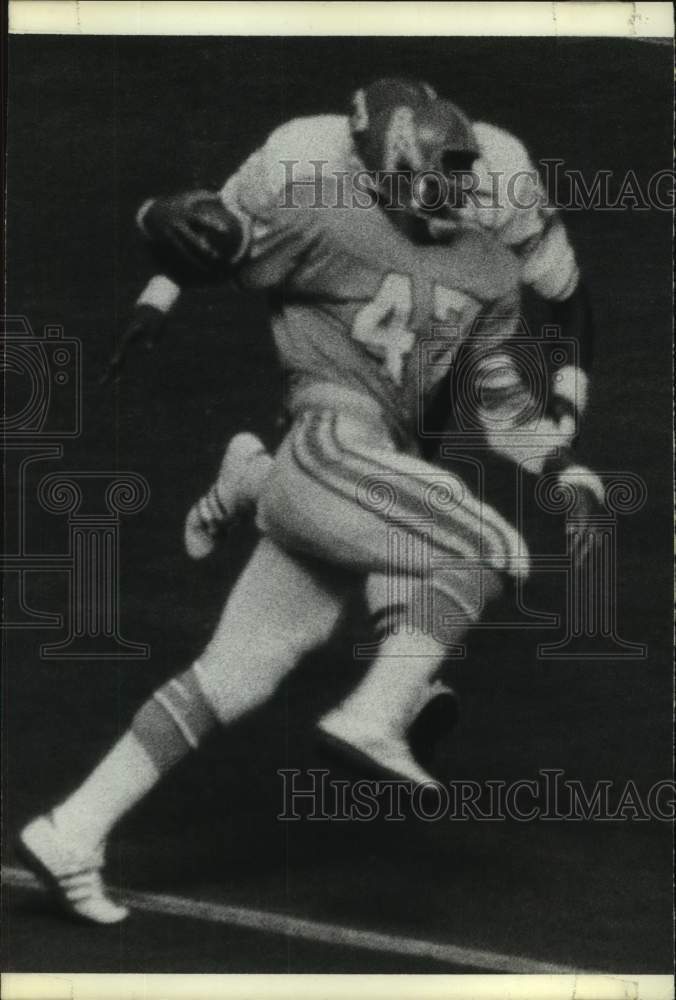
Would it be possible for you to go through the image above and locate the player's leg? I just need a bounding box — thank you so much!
[184,431,273,559]
[19,537,346,923]
[317,566,502,781]
[257,409,525,578]
[257,408,525,781]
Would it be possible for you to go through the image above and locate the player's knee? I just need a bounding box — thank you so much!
[366,567,503,641]
[196,631,308,724]
[433,566,503,628]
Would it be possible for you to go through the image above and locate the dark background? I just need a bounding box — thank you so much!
[3,35,673,972]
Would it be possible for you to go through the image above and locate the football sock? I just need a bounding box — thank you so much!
[131,662,217,771]
[51,663,216,853]
[202,449,272,525]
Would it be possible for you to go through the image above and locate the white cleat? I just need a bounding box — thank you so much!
[316,709,439,787]
[17,814,129,925]
[184,432,269,560]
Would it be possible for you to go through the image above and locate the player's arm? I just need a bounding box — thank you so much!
[465,295,566,474]
[502,180,598,507]
[106,116,327,382]
[107,123,295,382]
[472,123,594,449]
[536,280,603,546]
[469,293,603,550]
[101,191,247,383]
[514,216,594,456]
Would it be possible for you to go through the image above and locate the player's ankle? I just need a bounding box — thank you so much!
[245,451,273,500]
[50,804,105,856]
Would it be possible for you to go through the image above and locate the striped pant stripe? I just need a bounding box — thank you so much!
[289,410,525,576]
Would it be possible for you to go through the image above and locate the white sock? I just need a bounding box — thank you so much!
[50,663,218,854]
[244,451,273,502]
[51,732,160,854]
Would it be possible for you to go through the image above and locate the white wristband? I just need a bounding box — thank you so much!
[136,275,181,314]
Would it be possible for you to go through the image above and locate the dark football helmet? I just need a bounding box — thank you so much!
[350,78,479,241]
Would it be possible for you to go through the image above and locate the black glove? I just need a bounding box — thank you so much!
[140,190,244,285]
[100,302,167,385]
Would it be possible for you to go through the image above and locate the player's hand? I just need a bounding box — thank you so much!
[100,303,167,385]
[140,191,241,285]
[547,461,605,561]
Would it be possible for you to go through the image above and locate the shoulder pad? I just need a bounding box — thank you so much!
[262,115,354,181]
[222,115,354,218]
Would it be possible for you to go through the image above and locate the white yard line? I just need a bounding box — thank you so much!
[3,864,583,974]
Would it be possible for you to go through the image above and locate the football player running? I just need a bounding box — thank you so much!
[19,79,601,924]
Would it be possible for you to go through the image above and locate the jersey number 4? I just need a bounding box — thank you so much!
[352,273,477,385]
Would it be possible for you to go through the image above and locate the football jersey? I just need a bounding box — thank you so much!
[220,116,524,435]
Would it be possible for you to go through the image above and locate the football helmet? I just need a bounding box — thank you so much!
[350,78,479,240]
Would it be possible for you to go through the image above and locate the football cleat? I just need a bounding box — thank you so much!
[184,431,268,560]
[316,708,440,787]
[17,814,129,925]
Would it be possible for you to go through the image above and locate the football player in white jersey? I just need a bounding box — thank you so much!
[174,78,598,772]
[19,80,601,925]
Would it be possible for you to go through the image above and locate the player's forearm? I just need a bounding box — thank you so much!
[538,284,604,535]
[483,282,593,474]
[101,191,246,383]
[475,370,574,475]
[544,281,594,451]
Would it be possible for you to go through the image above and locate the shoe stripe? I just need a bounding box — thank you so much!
[206,487,226,519]
[210,485,229,516]
[197,498,213,528]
